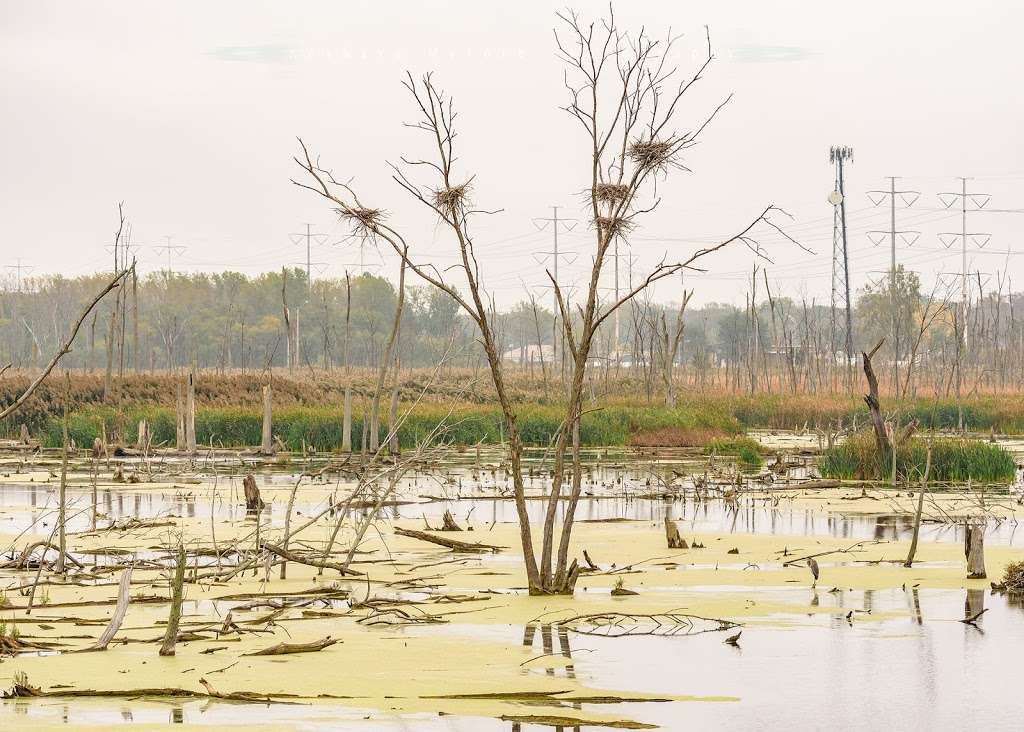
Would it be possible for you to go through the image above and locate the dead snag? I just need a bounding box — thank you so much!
[185,371,197,455]
[904,446,932,568]
[83,565,134,651]
[243,474,265,512]
[394,527,503,553]
[440,510,463,531]
[159,544,187,656]
[665,519,688,549]
[965,520,987,579]
[242,636,340,656]
[260,383,274,455]
[862,338,891,470]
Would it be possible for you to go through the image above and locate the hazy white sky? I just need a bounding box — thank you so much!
[2,0,1023,307]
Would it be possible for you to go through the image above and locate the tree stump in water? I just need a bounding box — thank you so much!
[965,520,987,579]
[243,474,265,513]
[665,518,687,549]
[440,510,462,531]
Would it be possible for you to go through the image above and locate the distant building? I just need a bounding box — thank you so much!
[502,343,555,364]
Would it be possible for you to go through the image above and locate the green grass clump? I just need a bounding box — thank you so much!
[705,436,763,468]
[820,431,1016,483]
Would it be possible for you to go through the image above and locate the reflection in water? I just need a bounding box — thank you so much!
[522,622,576,681]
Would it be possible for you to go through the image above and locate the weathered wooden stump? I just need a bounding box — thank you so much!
[665,518,687,549]
[965,520,987,579]
[243,474,265,512]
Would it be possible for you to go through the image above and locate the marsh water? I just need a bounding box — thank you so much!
[2,436,1023,730]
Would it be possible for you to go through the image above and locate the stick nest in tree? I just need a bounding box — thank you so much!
[594,183,629,204]
[594,215,634,240]
[628,139,675,172]
[431,182,472,215]
[336,207,386,234]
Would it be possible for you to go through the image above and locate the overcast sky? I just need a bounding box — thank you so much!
[2,0,1023,308]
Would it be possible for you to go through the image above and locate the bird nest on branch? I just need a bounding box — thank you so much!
[627,139,676,172]
[431,182,472,215]
[594,183,630,204]
[336,206,386,234]
[594,215,634,240]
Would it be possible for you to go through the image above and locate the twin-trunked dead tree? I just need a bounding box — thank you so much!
[294,8,791,594]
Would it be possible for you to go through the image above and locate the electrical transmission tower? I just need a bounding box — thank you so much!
[532,206,578,376]
[829,146,854,385]
[152,236,187,279]
[938,178,992,306]
[288,224,329,367]
[4,258,34,292]
[937,177,992,431]
[866,176,920,394]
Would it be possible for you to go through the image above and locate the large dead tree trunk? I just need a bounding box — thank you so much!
[965,521,987,579]
[862,339,891,472]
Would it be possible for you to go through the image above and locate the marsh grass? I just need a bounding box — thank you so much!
[41,402,743,451]
[820,431,1016,483]
[705,437,764,468]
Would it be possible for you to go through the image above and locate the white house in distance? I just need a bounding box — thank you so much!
[502,343,555,365]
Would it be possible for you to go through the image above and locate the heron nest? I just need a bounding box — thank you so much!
[628,139,675,172]
[594,215,634,239]
[594,183,629,204]
[431,182,472,215]
[336,206,386,234]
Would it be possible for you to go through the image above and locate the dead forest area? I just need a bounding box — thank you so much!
[3,3,1024,730]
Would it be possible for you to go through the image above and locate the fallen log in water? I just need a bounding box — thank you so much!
[394,527,504,553]
[242,636,340,656]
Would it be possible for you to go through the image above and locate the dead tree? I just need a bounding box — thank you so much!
[0,264,132,421]
[862,338,891,466]
[656,290,693,408]
[341,271,353,452]
[159,543,187,656]
[292,8,794,594]
[260,382,274,455]
[903,446,931,568]
[185,370,197,455]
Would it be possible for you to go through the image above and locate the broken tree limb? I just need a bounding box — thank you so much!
[0,265,131,421]
[242,636,340,656]
[394,527,504,553]
[262,542,362,576]
[82,565,134,652]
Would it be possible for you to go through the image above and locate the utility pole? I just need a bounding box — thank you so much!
[938,178,992,431]
[867,177,920,395]
[829,146,854,391]
[289,224,328,368]
[532,206,578,380]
